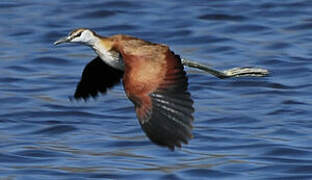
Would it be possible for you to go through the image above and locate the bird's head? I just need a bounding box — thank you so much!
[54,28,124,70]
[54,28,98,46]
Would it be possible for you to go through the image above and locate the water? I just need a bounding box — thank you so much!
[1,0,312,179]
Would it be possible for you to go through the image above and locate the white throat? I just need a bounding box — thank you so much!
[91,39,124,71]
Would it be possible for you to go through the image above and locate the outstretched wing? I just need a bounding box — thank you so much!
[123,47,194,150]
[74,56,124,100]
[139,68,194,150]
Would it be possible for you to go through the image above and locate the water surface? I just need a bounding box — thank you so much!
[1,0,312,179]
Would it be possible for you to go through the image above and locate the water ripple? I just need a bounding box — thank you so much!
[1,0,312,179]
[198,14,247,22]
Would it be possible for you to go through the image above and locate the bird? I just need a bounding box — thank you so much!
[54,28,194,150]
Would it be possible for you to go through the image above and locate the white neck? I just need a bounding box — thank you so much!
[90,38,124,71]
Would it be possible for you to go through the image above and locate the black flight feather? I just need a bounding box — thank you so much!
[73,56,124,100]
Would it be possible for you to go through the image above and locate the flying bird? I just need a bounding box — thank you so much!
[54,28,194,150]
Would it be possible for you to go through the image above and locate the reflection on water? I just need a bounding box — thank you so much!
[1,0,312,179]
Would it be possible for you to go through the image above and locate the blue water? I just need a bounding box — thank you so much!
[1,0,312,179]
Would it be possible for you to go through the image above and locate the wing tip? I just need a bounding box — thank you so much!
[164,132,193,151]
[138,91,194,151]
[142,117,194,151]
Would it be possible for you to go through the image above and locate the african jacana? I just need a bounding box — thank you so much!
[55,28,194,150]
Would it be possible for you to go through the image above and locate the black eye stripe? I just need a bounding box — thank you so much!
[75,31,82,37]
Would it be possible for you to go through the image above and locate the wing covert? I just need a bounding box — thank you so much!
[125,50,194,150]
